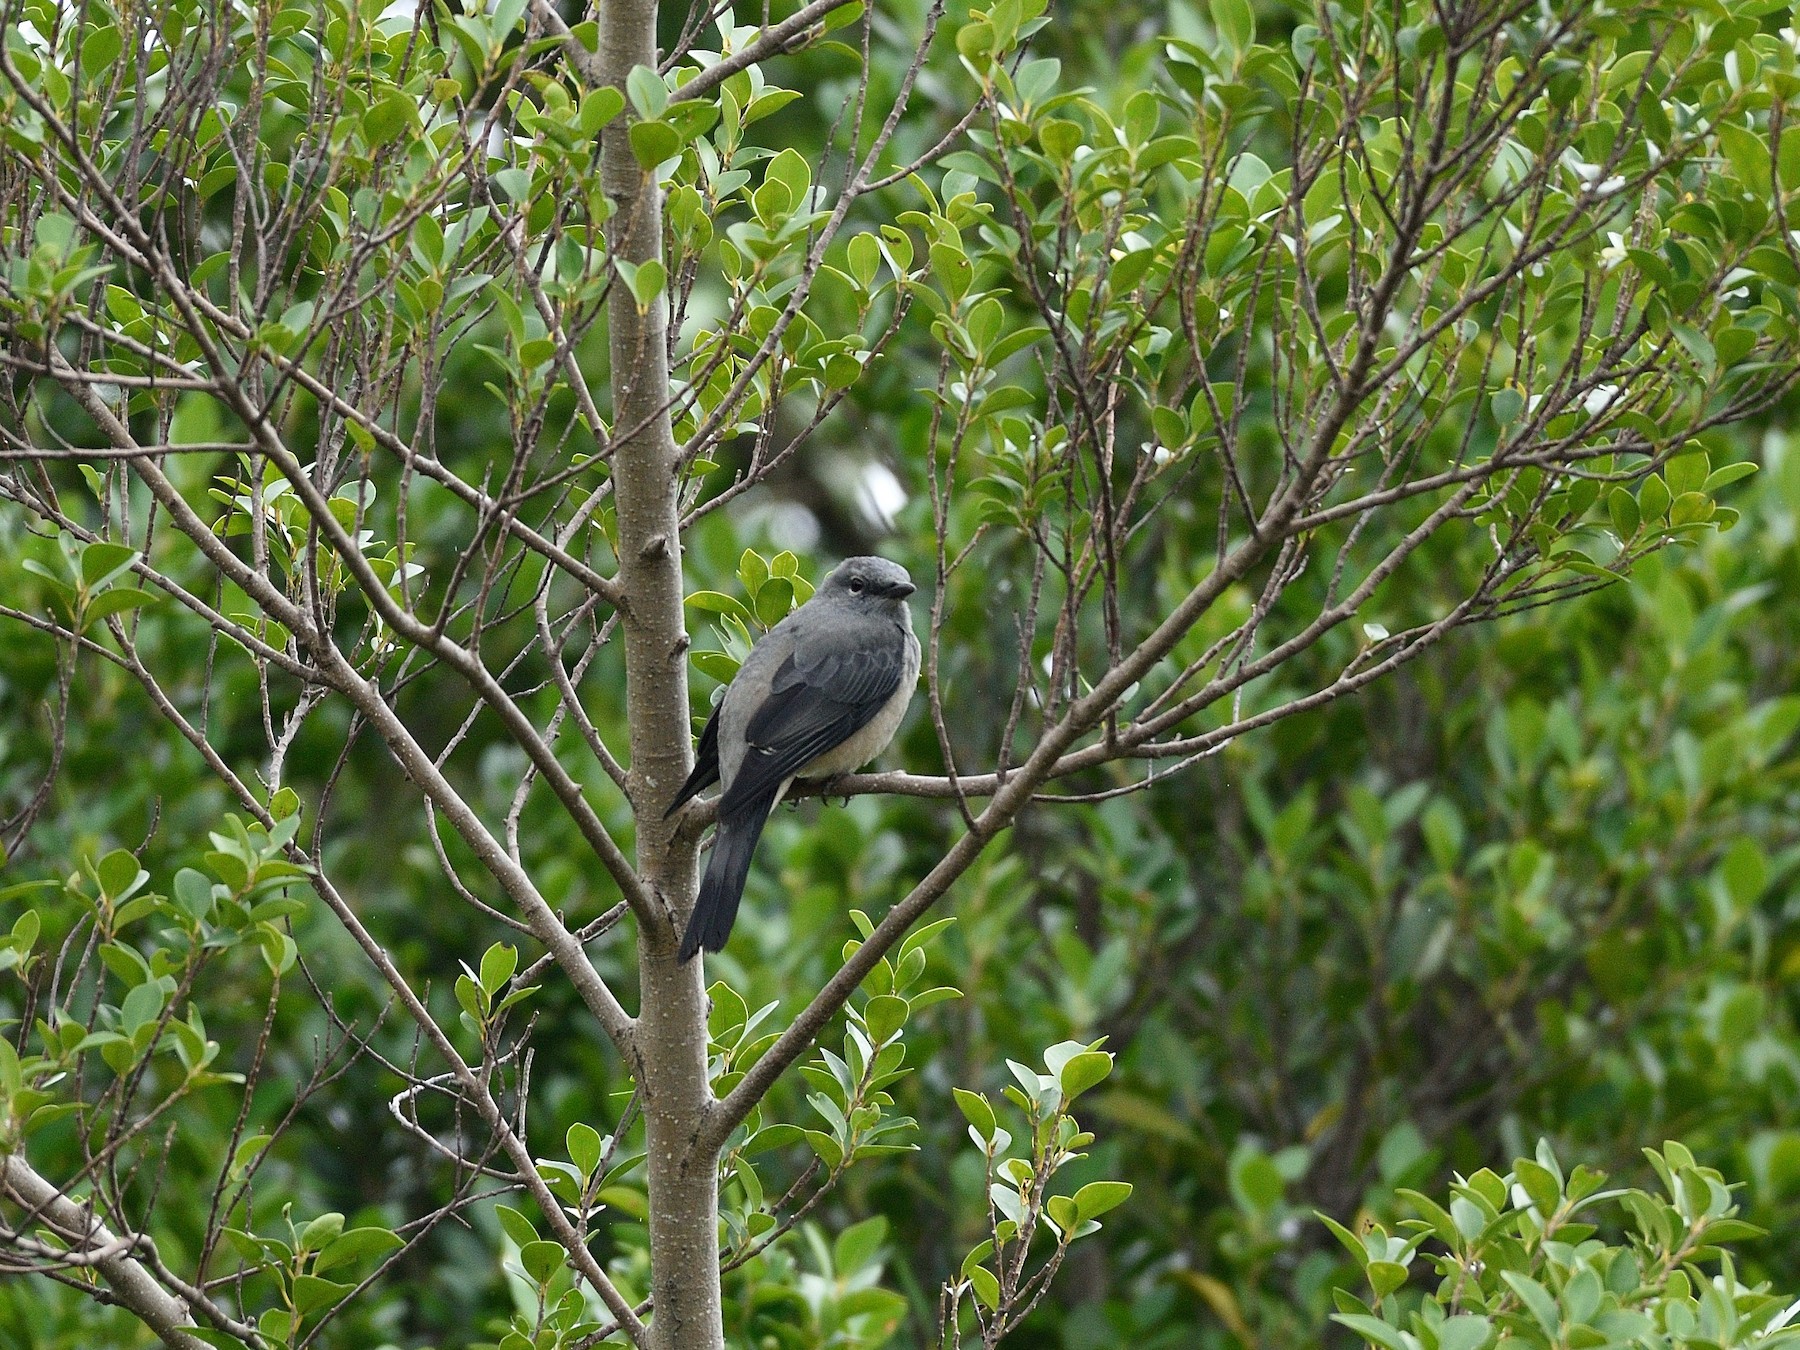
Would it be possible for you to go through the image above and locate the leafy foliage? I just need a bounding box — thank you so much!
[1328,1142,1800,1350]
[4,0,1800,1346]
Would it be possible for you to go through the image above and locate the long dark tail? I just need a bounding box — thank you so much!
[664,709,721,818]
[678,793,776,961]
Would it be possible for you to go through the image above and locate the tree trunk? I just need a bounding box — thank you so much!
[599,1,723,1346]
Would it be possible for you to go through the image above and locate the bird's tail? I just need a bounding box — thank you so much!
[678,793,776,962]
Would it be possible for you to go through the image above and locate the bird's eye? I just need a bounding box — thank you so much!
[849,578,865,593]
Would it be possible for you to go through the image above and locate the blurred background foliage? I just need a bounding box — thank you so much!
[5,0,1800,1344]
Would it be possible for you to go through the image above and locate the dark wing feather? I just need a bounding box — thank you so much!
[723,642,905,808]
[663,705,722,818]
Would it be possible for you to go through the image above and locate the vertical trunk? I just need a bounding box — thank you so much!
[599,4,723,1348]
[634,952,723,1350]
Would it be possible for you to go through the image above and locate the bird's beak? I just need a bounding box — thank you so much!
[890,581,915,599]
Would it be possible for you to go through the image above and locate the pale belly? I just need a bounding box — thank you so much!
[801,672,915,778]
[791,627,920,794]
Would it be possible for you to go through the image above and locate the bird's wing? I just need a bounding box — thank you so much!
[663,704,722,817]
[724,636,906,808]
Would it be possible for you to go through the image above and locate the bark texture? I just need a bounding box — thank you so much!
[598,0,723,1344]
[1,1155,211,1350]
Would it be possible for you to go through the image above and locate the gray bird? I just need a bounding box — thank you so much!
[665,557,920,962]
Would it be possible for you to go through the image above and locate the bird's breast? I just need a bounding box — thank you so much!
[800,628,920,778]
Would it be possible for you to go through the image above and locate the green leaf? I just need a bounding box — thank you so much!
[959,1239,994,1279]
[833,1216,887,1274]
[898,916,956,963]
[1699,1217,1767,1242]
[1366,1259,1408,1299]
[1435,1315,1493,1350]
[967,1262,999,1309]
[120,979,167,1035]
[743,88,802,125]
[292,1273,353,1316]
[299,1212,345,1253]
[847,233,881,288]
[743,1123,803,1155]
[1718,122,1771,197]
[1230,1147,1285,1211]
[1513,1156,1561,1214]
[456,973,486,1024]
[1108,247,1155,295]
[1040,119,1082,160]
[1056,1050,1113,1100]
[626,65,667,117]
[0,879,57,905]
[692,650,740,684]
[1209,0,1253,54]
[173,868,215,921]
[80,25,123,74]
[1140,135,1197,172]
[518,1239,566,1284]
[629,119,680,169]
[362,91,415,147]
[620,257,666,310]
[956,20,993,60]
[754,577,793,629]
[259,928,297,977]
[804,1129,844,1168]
[101,941,152,986]
[1500,1271,1560,1337]
[1672,323,1715,374]
[518,337,557,369]
[21,559,74,601]
[312,1227,403,1276]
[97,848,145,900]
[1330,1314,1411,1350]
[578,86,625,136]
[567,1121,603,1179]
[257,1308,295,1345]
[230,1134,271,1178]
[495,1205,539,1248]
[1073,1180,1132,1220]
[81,541,140,589]
[480,943,518,995]
[1703,461,1758,492]
[1607,486,1639,538]
[1317,1216,1368,1267]
[929,242,971,303]
[686,590,753,624]
[81,587,158,628]
[0,1038,21,1096]
[1665,450,1709,498]
[953,1088,996,1140]
[863,993,908,1043]
[765,148,812,210]
[824,352,861,390]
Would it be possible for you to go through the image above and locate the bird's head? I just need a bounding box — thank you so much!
[819,556,915,608]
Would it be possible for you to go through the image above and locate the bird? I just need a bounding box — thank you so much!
[665,556,921,962]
